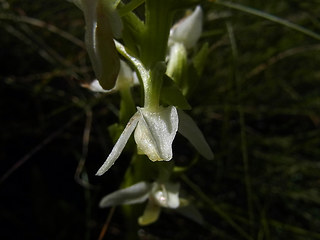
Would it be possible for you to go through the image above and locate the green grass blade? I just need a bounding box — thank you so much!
[213,0,320,41]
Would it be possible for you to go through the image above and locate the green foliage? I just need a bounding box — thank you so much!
[160,75,192,110]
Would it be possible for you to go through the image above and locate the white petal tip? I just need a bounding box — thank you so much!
[95,167,108,176]
[169,5,203,48]
[95,155,117,176]
[95,112,140,176]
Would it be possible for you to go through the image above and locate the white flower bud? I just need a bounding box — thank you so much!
[169,5,203,49]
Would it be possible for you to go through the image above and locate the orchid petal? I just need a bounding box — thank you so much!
[115,60,135,90]
[134,106,179,161]
[166,42,188,83]
[96,112,140,175]
[176,204,204,225]
[88,60,136,93]
[177,109,214,160]
[138,200,161,226]
[99,181,151,208]
[164,182,180,208]
[152,182,180,209]
[169,6,203,49]
[88,79,111,93]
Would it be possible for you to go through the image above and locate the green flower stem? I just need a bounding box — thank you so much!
[139,0,175,109]
[118,0,145,17]
[114,40,165,111]
[121,155,151,240]
[143,62,166,111]
[116,1,175,110]
[140,0,174,68]
[117,1,145,56]
[115,2,178,232]
[121,155,161,240]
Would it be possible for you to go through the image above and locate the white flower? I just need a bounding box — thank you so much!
[168,5,203,49]
[96,106,213,176]
[134,107,179,162]
[138,181,180,225]
[99,181,181,225]
[166,42,187,81]
[96,106,179,175]
[166,6,203,87]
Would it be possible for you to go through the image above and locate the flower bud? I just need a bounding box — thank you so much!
[169,5,203,49]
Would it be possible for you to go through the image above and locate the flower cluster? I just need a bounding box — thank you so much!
[95,5,213,175]
[74,1,213,226]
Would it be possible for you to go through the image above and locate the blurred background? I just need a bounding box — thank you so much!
[1,0,320,239]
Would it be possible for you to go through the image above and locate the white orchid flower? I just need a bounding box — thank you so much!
[96,106,179,175]
[138,181,180,225]
[96,105,213,176]
[99,181,181,225]
[167,6,203,86]
[168,5,203,49]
